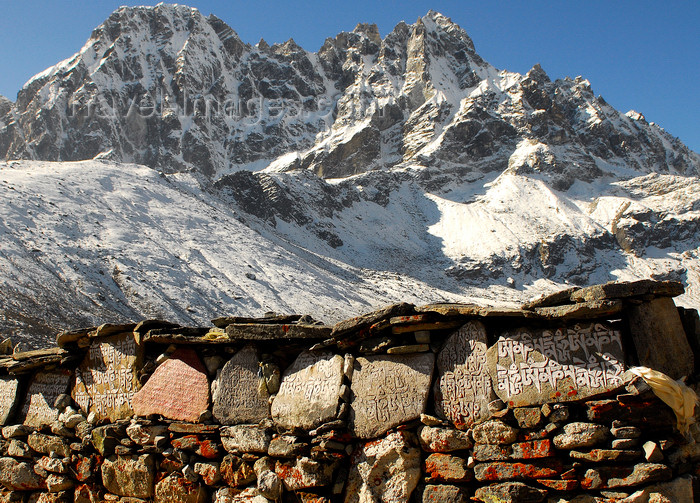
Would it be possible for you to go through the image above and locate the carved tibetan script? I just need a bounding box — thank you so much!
[271,351,344,431]
[487,322,626,407]
[434,321,495,429]
[73,332,142,422]
[212,344,269,425]
[22,369,71,427]
[350,352,435,439]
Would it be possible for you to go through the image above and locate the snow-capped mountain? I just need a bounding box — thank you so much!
[1,5,699,347]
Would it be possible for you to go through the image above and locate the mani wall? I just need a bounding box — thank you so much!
[1,279,700,503]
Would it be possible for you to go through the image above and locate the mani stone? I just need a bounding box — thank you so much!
[0,376,20,425]
[132,348,210,422]
[625,297,694,379]
[486,322,626,408]
[21,369,71,428]
[72,332,143,422]
[350,352,435,439]
[271,351,344,431]
[212,345,269,425]
[434,321,495,429]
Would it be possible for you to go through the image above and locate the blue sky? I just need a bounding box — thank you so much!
[1,1,698,152]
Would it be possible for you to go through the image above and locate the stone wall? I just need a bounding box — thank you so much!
[1,280,700,503]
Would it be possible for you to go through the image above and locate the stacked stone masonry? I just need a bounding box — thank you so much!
[1,280,700,502]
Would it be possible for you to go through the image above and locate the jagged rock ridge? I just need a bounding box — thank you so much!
[1,5,697,182]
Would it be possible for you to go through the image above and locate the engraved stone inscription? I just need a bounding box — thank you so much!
[486,322,626,407]
[271,351,344,431]
[434,321,495,429]
[0,376,21,425]
[21,369,72,428]
[72,332,142,422]
[350,352,435,439]
[132,348,210,422]
[212,344,269,425]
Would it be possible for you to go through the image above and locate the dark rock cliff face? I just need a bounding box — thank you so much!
[1,6,697,182]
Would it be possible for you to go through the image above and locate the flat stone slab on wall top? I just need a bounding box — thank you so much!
[350,352,435,439]
[571,280,684,303]
[487,322,626,407]
[131,348,209,422]
[225,323,331,341]
[271,350,344,431]
[3,347,67,373]
[434,321,495,429]
[531,300,623,320]
[212,344,269,425]
[416,303,529,318]
[0,376,21,425]
[21,369,72,428]
[626,297,694,379]
[72,332,143,422]
[212,314,303,328]
[331,303,415,339]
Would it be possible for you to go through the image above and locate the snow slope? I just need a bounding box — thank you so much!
[2,158,699,348]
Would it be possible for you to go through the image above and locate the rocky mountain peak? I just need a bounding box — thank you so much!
[0,5,697,182]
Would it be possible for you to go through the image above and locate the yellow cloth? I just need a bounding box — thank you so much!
[628,366,699,434]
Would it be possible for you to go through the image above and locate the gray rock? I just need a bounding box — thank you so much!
[643,441,664,462]
[343,431,420,503]
[254,457,282,500]
[474,482,547,503]
[350,352,435,439]
[487,322,626,407]
[418,426,473,452]
[194,461,221,486]
[553,422,610,449]
[267,434,308,458]
[1,424,32,439]
[212,345,269,425]
[220,425,271,454]
[271,350,344,431]
[434,321,495,429]
[45,473,73,492]
[7,439,31,458]
[275,457,335,491]
[0,457,46,490]
[0,376,20,426]
[126,422,168,445]
[36,456,69,474]
[27,432,71,457]
[472,419,519,445]
[626,297,694,379]
[421,484,469,503]
[101,454,155,498]
[154,473,206,503]
[612,438,640,449]
[611,426,641,439]
[513,407,543,429]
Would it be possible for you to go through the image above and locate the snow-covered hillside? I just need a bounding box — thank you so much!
[1,158,699,348]
[0,5,699,347]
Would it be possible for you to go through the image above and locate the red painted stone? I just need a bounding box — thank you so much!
[511,439,555,460]
[424,453,472,483]
[131,349,209,422]
[537,479,579,491]
[171,435,221,459]
[474,460,563,482]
